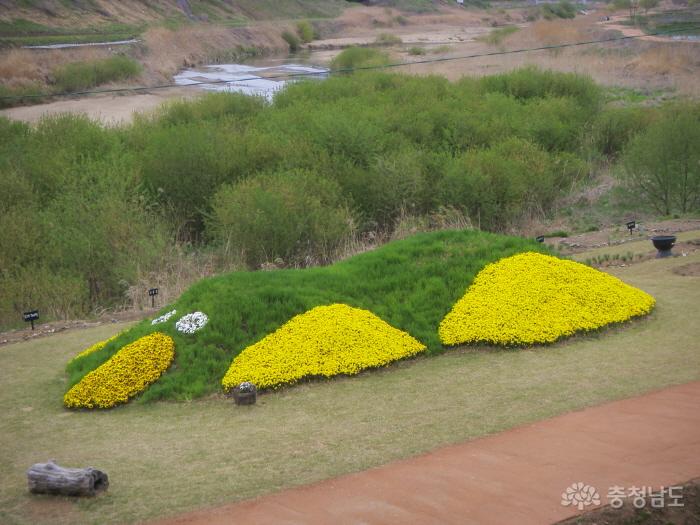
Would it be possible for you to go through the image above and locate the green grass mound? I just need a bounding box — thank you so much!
[66,230,547,402]
[439,252,656,346]
[222,304,427,390]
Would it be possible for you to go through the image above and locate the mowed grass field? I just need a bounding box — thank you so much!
[1,250,699,524]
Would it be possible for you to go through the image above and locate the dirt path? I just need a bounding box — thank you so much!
[153,381,700,525]
[597,12,684,43]
[0,87,202,125]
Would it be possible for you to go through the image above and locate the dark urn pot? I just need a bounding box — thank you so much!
[232,384,257,406]
[651,235,676,258]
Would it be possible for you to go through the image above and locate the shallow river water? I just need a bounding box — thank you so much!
[173,60,329,100]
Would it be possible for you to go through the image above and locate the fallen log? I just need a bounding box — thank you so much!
[27,460,109,497]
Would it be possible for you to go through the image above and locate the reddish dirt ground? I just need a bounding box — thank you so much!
[152,381,700,525]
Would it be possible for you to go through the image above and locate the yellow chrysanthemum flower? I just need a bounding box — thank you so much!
[439,252,655,346]
[222,304,426,390]
[64,332,175,409]
[69,334,119,363]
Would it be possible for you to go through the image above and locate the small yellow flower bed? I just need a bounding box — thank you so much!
[64,332,175,409]
[439,252,655,346]
[222,304,426,390]
[69,334,119,363]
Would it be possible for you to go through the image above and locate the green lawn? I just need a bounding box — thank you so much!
[1,251,699,524]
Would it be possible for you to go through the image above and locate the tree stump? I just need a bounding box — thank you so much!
[27,461,109,497]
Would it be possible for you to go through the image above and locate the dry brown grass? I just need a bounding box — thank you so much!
[140,24,288,81]
[631,43,700,76]
[529,18,588,45]
[0,47,109,88]
[401,13,700,96]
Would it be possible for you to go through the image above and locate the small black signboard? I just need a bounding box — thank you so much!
[536,235,545,243]
[148,288,159,308]
[626,220,636,235]
[23,310,39,330]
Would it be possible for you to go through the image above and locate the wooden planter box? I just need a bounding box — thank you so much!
[232,388,257,406]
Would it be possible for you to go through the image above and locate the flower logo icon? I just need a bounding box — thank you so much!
[561,482,601,510]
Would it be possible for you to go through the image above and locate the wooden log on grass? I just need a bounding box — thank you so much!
[27,461,109,496]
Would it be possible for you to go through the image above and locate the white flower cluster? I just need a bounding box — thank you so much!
[238,381,256,393]
[151,310,177,325]
[175,311,209,334]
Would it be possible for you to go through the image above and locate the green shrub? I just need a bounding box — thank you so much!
[542,0,576,19]
[375,33,403,45]
[330,47,391,71]
[144,92,265,126]
[208,169,353,267]
[0,82,46,109]
[479,25,519,46]
[52,55,141,93]
[440,138,582,230]
[591,106,655,157]
[296,20,315,43]
[137,122,237,237]
[0,115,167,328]
[481,66,601,109]
[544,230,569,238]
[408,46,427,55]
[281,30,300,52]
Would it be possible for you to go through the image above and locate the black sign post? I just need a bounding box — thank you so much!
[626,221,636,235]
[23,310,39,330]
[148,288,159,308]
[536,235,545,243]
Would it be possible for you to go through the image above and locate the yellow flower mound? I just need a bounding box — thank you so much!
[222,304,426,390]
[69,334,119,363]
[64,332,175,409]
[439,252,655,346]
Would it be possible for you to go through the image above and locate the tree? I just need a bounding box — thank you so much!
[613,0,639,20]
[622,104,700,215]
[639,0,659,13]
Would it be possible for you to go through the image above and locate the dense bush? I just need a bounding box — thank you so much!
[281,30,300,52]
[52,55,142,92]
[208,170,352,267]
[480,66,601,109]
[0,115,166,327]
[3,68,655,329]
[541,0,576,19]
[440,138,584,229]
[329,47,391,70]
[591,106,656,157]
[140,92,265,126]
[296,20,315,43]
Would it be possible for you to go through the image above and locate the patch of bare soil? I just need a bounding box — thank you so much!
[308,5,503,49]
[588,240,700,269]
[0,87,202,125]
[557,478,700,525]
[554,219,700,253]
[672,262,700,277]
[0,310,150,348]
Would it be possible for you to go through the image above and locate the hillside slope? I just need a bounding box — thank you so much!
[0,0,349,30]
[65,230,548,402]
